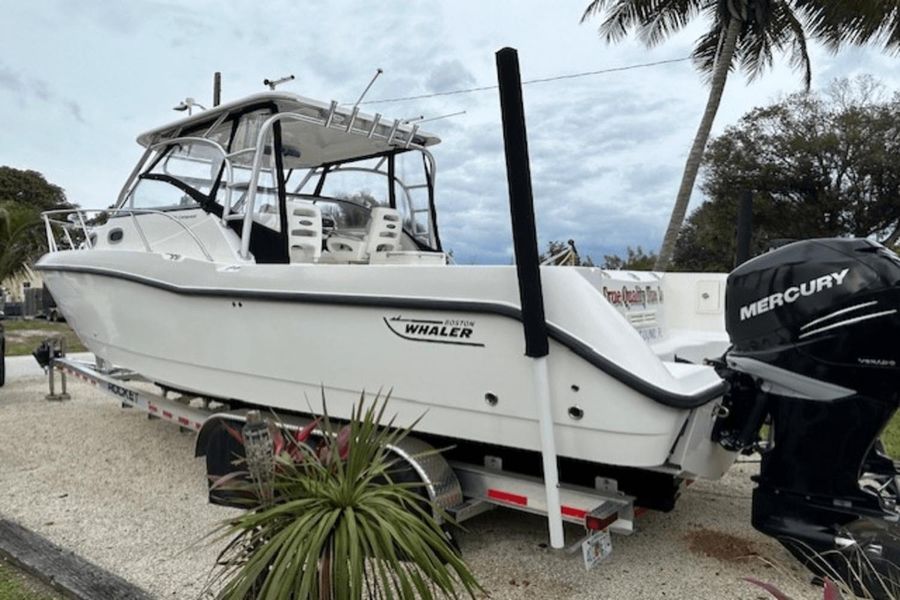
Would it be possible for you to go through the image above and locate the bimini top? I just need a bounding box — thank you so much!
[135,91,441,169]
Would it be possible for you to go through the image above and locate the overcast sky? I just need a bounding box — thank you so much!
[1,1,897,264]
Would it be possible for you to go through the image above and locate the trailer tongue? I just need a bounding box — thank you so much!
[714,238,900,595]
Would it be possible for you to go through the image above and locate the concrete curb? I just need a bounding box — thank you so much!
[0,518,153,600]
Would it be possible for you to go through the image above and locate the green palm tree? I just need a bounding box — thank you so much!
[581,0,822,270]
[0,202,44,284]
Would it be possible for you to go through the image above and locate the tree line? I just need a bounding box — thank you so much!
[565,76,900,272]
[673,77,900,271]
[0,167,70,284]
[582,0,900,270]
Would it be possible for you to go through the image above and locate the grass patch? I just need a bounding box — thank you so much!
[1,320,86,356]
[763,418,900,459]
[0,560,61,600]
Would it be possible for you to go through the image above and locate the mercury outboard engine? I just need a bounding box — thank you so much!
[714,238,900,596]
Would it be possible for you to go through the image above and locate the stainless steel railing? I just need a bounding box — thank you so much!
[41,208,215,261]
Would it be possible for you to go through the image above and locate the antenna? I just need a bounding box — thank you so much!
[213,72,222,107]
[263,75,295,90]
[352,68,383,109]
[403,110,467,125]
[172,97,207,116]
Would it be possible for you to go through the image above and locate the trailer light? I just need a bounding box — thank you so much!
[585,512,618,531]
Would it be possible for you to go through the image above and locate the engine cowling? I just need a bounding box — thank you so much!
[718,238,900,598]
[725,237,900,398]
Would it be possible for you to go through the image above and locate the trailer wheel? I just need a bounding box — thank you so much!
[198,417,251,507]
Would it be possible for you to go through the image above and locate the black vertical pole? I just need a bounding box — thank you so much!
[735,189,753,267]
[213,72,222,107]
[496,46,563,549]
[496,47,549,358]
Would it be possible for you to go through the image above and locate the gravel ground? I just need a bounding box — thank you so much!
[0,372,819,599]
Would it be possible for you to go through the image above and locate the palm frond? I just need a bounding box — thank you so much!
[733,8,776,82]
[691,20,731,79]
[778,3,812,89]
[689,0,815,87]
[593,0,654,43]
[732,2,812,88]
[582,0,708,44]
[797,0,900,52]
[640,0,710,46]
[580,0,609,23]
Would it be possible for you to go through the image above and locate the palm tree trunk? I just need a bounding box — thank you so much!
[654,16,742,271]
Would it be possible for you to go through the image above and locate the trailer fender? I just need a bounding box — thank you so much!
[388,436,463,515]
[195,413,249,458]
[195,412,463,517]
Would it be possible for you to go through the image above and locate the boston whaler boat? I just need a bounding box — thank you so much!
[35,89,900,588]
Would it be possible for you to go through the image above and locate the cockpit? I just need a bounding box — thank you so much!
[116,93,444,265]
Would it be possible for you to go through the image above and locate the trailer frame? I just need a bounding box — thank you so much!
[47,353,637,562]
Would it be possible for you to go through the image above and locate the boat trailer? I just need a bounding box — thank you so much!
[43,349,636,569]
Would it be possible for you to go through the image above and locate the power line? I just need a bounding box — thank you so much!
[360,56,692,106]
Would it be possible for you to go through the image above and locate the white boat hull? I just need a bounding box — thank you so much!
[37,249,734,476]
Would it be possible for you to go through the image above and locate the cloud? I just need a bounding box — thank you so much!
[0,61,84,122]
[0,64,25,94]
[422,73,700,264]
[4,2,899,265]
[425,60,477,93]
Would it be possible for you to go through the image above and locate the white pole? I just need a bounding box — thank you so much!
[534,355,565,548]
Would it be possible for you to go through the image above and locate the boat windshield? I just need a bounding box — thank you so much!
[124,107,276,216]
[127,141,222,210]
[291,152,437,247]
[302,196,372,230]
[119,99,441,253]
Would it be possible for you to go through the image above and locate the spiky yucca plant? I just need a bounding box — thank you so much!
[207,395,481,600]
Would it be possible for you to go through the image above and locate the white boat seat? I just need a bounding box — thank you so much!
[325,207,402,263]
[364,207,402,259]
[325,231,366,261]
[287,200,322,263]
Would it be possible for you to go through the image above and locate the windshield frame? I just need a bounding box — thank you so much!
[294,149,441,251]
[116,100,442,259]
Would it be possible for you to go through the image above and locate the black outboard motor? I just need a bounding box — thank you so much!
[715,238,900,596]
